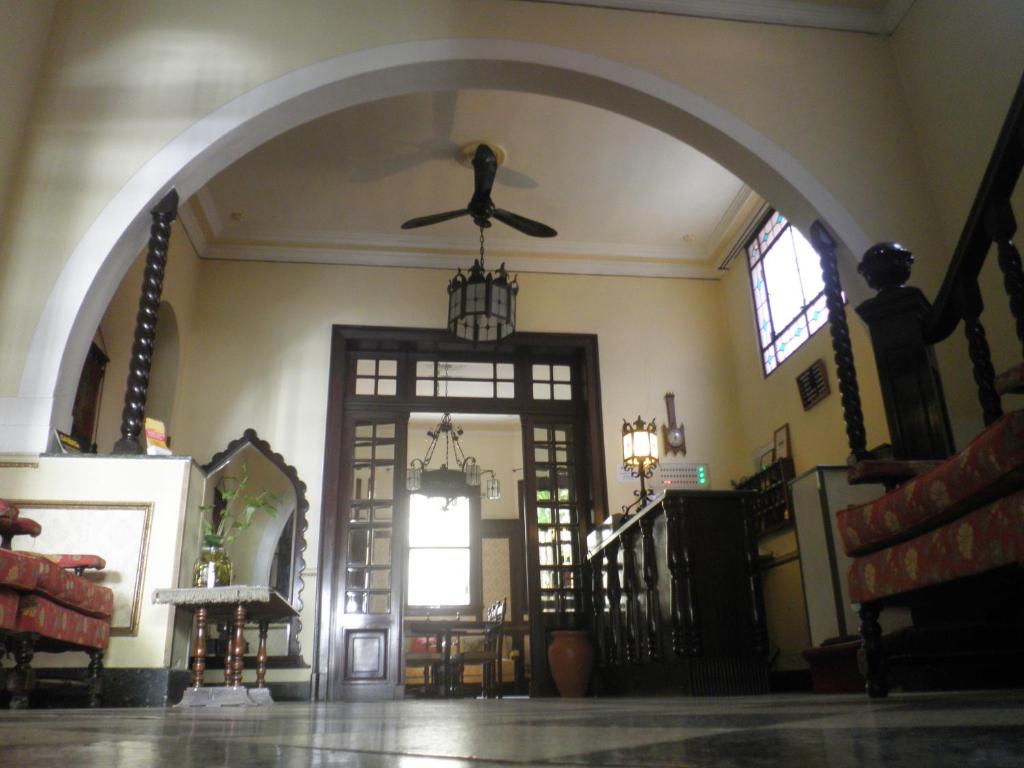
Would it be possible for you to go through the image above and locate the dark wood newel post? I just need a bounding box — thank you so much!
[854,240,955,459]
[113,189,179,455]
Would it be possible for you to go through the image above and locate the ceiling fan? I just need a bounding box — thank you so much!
[400,143,557,238]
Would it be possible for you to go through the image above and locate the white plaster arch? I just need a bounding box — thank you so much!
[18,38,872,452]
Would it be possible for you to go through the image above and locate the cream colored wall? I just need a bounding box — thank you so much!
[890,2,1024,447]
[173,259,748,552]
[0,0,55,237]
[95,220,202,452]
[0,456,196,668]
[1,0,951,407]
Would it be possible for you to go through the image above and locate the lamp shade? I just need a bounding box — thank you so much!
[622,416,659,475]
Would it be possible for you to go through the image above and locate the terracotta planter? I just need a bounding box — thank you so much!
[547,630,594,697]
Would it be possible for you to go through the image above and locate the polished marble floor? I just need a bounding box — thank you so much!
[1,691,1023,767]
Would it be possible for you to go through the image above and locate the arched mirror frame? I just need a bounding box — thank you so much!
[203,428,309,663]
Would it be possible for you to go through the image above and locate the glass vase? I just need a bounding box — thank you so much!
[192,544,233,588]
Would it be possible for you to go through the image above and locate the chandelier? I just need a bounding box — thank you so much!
[447,227,518,344]
[406,413,501,501]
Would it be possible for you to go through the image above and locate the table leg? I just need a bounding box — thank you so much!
[191,607,207,689]
[256,620,269,688]
[222,621,234,687]
[231,604,247,687]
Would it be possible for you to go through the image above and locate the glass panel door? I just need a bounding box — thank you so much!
[332,413,406,699]
[522,415,590,696]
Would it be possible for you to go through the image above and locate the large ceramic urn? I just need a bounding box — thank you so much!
[547,629,594,697]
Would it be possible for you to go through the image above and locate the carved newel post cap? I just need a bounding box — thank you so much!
[858,242,913,292]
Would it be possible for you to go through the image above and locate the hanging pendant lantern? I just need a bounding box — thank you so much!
[448,227,518,343]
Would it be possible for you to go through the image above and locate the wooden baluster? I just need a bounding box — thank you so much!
[231,604,247,687]
[113,189,179,454]
[858,604,888,698]
[960,280,1003,425]
[742,503,768,657]
[605,540,623,665]
[590,549,607,666]
[622,530,640,664]
[810,222,869,461]
[676,499,702,657]
[639,514,663,661]
[256,621,270,689]
[986,198,1024,354]
[191,607,208,689]
[665,504,686,658]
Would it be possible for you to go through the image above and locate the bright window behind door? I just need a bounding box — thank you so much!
[407,494,471,607]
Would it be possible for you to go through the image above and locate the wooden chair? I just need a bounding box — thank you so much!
[0,502,113,708]
[456,598,506,698]
[404,633,445,697]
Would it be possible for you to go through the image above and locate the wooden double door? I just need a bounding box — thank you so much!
[314,327,606,701]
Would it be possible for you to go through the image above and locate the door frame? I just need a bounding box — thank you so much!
[314,326,608,700]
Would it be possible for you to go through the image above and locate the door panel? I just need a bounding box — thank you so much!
[331,413,407,700]
[522,415,591,696]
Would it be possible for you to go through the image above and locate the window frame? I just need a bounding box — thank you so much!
[403,489,482,615]
[746,209,828,377]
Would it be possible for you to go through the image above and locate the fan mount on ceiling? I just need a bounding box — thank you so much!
[400,143,557,238]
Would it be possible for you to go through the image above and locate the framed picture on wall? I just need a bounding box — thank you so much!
[758,447,776,469]
[773,424,791,461]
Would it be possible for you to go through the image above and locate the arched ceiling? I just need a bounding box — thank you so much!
[187,90,765,279]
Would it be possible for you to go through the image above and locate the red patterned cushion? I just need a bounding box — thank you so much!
[0,516,42,538]
[22,553,114,618]
[0,587,19,631]
[15,593,110,650]
[0,499,18,521]
[0,548,40,590]
[996,362,1024,396]
[837,410,1024,555]
[847,488,1024,603]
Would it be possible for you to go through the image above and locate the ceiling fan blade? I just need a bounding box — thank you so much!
[401,209,470,229]
[493,208,558,238]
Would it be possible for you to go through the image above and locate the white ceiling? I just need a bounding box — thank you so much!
[189,89,760,280]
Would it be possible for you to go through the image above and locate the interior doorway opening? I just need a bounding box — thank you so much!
[316,326,607,701]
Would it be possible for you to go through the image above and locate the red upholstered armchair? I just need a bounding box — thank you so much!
[0,501,113,708]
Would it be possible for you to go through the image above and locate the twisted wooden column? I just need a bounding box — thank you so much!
[986,198,1024,355]
[960,280,1003,425]
[810,222,869,461]
[113,189,179,454]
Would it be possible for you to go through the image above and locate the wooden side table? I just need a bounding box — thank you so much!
[153,585,298,707]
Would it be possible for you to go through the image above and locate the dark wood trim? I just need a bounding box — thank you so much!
[316,325,607,701]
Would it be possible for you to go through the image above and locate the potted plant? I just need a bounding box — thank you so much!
[193,462,279,588]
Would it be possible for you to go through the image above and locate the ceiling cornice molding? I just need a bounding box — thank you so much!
[177,198,208,255]
[203,242,721,280]
[527,0,914,35]
[195,186,224,239]
[212,226,706,261]
[706,184,756,255]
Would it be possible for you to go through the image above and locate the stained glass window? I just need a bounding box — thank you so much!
[747,211,829,376]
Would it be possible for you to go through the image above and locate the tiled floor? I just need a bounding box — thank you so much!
[2,691,1023,767]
